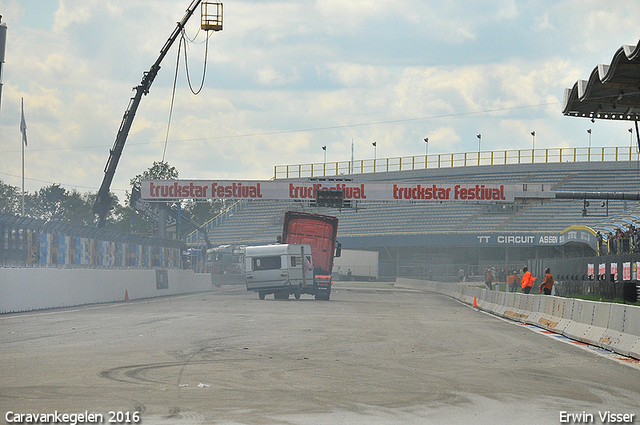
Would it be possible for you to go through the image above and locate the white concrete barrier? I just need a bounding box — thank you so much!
[537,297,567,333]
[598,304,629,357]
[0,268,212,313]
[563,300,594,342]
[582,302,612,348]
[526,295,546,326]
[393,278,640,360]
[556,298,575,333]
[624,307,640,359]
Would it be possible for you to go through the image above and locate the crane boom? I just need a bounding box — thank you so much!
[93,0,204,227]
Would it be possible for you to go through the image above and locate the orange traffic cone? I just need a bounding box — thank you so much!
[124,290,129,301]
[472,296,478,308]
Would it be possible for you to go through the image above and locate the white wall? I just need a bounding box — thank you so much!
[333,249,378,279]
[0,268,212,313]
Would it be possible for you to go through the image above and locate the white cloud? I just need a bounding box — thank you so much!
[0,0,638,199]
[256,66,300,86]
[323,63,392,87]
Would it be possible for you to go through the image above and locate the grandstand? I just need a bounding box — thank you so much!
[188,147,640,280]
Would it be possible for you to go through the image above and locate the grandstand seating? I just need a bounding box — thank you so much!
[188,160,640,248]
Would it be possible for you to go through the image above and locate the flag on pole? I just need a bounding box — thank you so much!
[20,97,27,146]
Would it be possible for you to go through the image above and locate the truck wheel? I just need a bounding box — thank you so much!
[259,292,265,300]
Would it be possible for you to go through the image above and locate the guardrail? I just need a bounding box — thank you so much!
[186,199,246,245]
[274,146,639,179]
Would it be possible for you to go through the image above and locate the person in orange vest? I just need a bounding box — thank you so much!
[485,268,493,290]
[506,269,519,292]
[521,266,536,294]
[539,267,553,295]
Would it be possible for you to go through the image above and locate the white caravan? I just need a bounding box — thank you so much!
[244,244,314,300]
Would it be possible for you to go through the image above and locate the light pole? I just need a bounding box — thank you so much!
[587,129,592,149]
[372,141,377,160]
[531,131,535,150]
[629,128,634,149]
[477,134,481,152]
[322,145,326,163]
[424,137,429,156]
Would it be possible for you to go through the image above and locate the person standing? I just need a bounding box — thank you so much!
[596,231,603,256]
[507,269,519,292]
[521,266,535,294]
[539,267,553,295]
[485,268,493,290]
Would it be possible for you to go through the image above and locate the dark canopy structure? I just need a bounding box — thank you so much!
[563,40,640,122]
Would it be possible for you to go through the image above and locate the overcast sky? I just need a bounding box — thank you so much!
[0,0,639,199]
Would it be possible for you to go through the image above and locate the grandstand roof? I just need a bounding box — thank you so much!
[563,40,640,121]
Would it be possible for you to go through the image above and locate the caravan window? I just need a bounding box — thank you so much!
[252,256,282,271]
[291,255,312,269]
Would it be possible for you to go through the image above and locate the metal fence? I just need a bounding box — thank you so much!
[274,146,639,179]
[539,253,640,302]
[0,213,183,269]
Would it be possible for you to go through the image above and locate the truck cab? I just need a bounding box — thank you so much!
[245,244,314,300]
[282,211,339,300]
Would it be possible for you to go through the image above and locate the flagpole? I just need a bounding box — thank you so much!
[21,125,24,216]
[20,97,25,216]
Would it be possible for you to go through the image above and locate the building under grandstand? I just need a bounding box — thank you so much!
[185,146,640,281]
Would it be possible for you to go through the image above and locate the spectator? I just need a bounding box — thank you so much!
[608,232,616,255]
[596,231,604,256]
[506,270,517,292]
[485,268,493,291]
[616,228,624,254]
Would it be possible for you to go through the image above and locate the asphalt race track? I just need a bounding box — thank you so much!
[1,283,639,425]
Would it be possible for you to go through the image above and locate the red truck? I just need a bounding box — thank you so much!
[281,211,340,300]
[244,211,340,300]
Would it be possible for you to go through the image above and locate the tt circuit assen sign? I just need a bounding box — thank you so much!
[140,180,516,203]
[475,227,597,249]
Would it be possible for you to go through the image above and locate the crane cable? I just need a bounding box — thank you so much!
[161,28,211,162]
[183,28,211,95]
